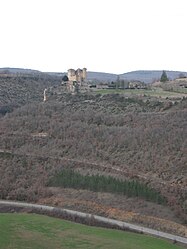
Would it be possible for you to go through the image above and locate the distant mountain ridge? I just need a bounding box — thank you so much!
[0,67,41,74]
[1,67,187,83]
[87,71,117,82]
[119,70,187,83]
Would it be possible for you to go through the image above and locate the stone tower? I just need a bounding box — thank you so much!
[68,69,76,81]
[77,68,83,82]
[82,68,87,81]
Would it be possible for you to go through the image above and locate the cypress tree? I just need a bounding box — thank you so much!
[160,70,169,82]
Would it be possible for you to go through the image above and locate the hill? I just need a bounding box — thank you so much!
[0,72,186,236]
[87,71,117,82]
[119,70,187,84]
[0,73,61,116]
[0,91,186,230]
[0,67,41,74]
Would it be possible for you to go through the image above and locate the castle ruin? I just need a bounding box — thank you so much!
[67,68,87,83]
[66,68,88,93]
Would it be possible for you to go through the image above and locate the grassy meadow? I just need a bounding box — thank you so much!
[0,213,185,249]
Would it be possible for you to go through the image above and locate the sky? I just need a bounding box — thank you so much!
[0,0,187,74]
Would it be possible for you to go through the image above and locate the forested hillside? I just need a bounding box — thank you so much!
[0,92,186,223]
[0,74,186,236]
[0,74,60,116]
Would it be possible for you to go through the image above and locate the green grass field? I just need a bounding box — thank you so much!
[0,213,185,249]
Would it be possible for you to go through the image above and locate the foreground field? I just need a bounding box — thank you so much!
[0,213,185,249]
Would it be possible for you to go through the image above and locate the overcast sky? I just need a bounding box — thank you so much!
[0,0,187,74]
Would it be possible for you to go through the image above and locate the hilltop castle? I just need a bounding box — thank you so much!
[67,68,87,83]
[65,68,88,93]
[43,68,89,101]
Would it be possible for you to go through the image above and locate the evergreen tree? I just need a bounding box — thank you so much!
[160,70,169,82]
[62,75,69,82]
[49,169,166,204]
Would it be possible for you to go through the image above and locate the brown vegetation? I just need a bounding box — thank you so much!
[0,78,186,231]
[0,74,60,116]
